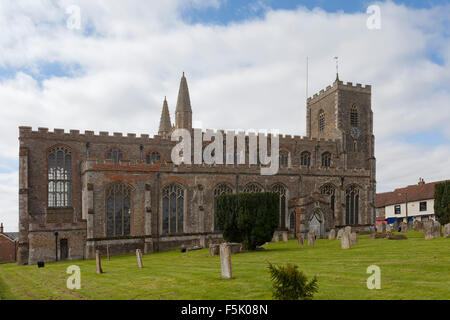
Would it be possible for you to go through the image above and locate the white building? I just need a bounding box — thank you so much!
[376,178,446,224]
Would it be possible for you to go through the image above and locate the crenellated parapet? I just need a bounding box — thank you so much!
[307,80,371,105]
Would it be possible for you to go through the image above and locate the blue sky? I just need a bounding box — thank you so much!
[0,0,449,231]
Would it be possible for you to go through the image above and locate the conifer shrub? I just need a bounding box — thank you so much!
[434,181,450,225]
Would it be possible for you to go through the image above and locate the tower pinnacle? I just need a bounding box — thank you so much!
[175,72,192,129]
[158,96,172,138]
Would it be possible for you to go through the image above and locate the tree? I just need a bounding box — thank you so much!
[434,181,450,225]
[268,262,318,300]
[215,192,279,250]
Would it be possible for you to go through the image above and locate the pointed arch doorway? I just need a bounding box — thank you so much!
[309,210,324,238]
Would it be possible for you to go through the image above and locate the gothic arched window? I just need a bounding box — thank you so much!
[106,148,123,164]
[279,151,289,167]
[48,146,72,207]
[106,183,132,237]
[320,184,335,216]
[213,184,233,231]
[300,151,311,167]
[146,151,161,164]
[318,110,325,132]
[350,105,358,127]
[272,184,287,229]
[345,186,359,225]
[243,183,263,193]
[321,152,331,167]
[289,212,296,231]
[162,184,184,234]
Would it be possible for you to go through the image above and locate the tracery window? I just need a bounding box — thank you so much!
[321,152,331,167]
[289,212,296,231]
[146,151,161,164]
[48,146,72,207]
[300,151,311,167]
[320,184,335,216]
[162,184,184,234]
[106,183,132,237]
[243,183,263,193]
[350,105,358,127]
[318,110,325,132]
[106,148,123,164]
[272,184,287,229]
[213,184,233,231]
[345,186,359,225]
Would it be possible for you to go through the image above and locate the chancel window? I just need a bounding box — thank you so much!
[106,183,132,237]
[146,151,161,164]
[300,151,311,167]
[106,148,123,164]
[162,184,184,234]
[318,110,325,132]
[320,184,335,216]
[48,146,72,207]
[350,105,359,127]
[272,184,287,229]
[213,184,233,231]
[345,186,359,225]
[321,152,331,167]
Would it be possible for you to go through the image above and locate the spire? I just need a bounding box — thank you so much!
[158,96,172,137]
[175,72,192,129]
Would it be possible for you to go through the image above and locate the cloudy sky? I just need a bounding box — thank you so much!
[1,0,449,231]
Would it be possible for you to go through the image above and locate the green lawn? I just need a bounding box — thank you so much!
[0,231,449,300]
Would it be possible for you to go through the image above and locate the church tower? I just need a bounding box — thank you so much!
[158,96,172,138]
[175,72,192,130]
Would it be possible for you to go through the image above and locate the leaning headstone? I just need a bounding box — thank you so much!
[298,234,304,246]
[307,232,315,246]
[350,232,358,245]
[220,243,232,279]
[282,231,288,242]
[96,250,103,274]
[337,229,344,239]
[341,232,351,249]
[445,223,450,238]
[401,222,408,233]
[209,244,220,256]
[136,249,143,268]
[328,229,336,240]
[377,223,386,233]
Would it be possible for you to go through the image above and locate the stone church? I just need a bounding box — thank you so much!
[17,73,376,265]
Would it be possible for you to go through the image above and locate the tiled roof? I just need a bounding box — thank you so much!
[376,180,449,208]
[1,232,19,241]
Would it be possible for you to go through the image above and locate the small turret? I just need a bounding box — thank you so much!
[158,97,172,138]
[175,72,192,130]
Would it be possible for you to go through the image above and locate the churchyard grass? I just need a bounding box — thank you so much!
[0,230,449,300]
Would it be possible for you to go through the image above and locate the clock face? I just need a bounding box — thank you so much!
[351,127,360,139]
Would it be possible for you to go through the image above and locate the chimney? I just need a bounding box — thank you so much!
[0,223,3,233]
[418,177,425,185]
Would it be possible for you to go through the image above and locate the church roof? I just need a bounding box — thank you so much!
[1,232,18,241]
[175,72,192,113]
[158,97,172,134]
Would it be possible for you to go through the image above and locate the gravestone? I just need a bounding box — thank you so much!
[344,226,352,235]
[209,244,220,256]
[298,234,304,246]
[229,243,242,254]
[337,229,344,239]
[377,223,386,233]
[96,250,103,274]
[444,223,450,238]
[424,221,441,240]
[220,243,232,279]
[307,232,315,246]
[136,249,143,268]
[386,224,392,233]
[401,222,408,233]
[350,232,358,245]
[433,221,442,238]
[282,231,288,242]
[328,229,336,240]
[341,232,351,249]
[393,220,399,231]
[272,232,279,242]
[413,220,423,232]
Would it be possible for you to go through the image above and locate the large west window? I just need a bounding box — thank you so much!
[345,186,359,225]
[48,146,72,207]
[106,183,132,237]
[162,184,184,234]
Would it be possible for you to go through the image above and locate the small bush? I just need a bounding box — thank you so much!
[268,262,318,300]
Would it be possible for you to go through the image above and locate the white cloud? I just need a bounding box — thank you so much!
[0,1,449,231]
